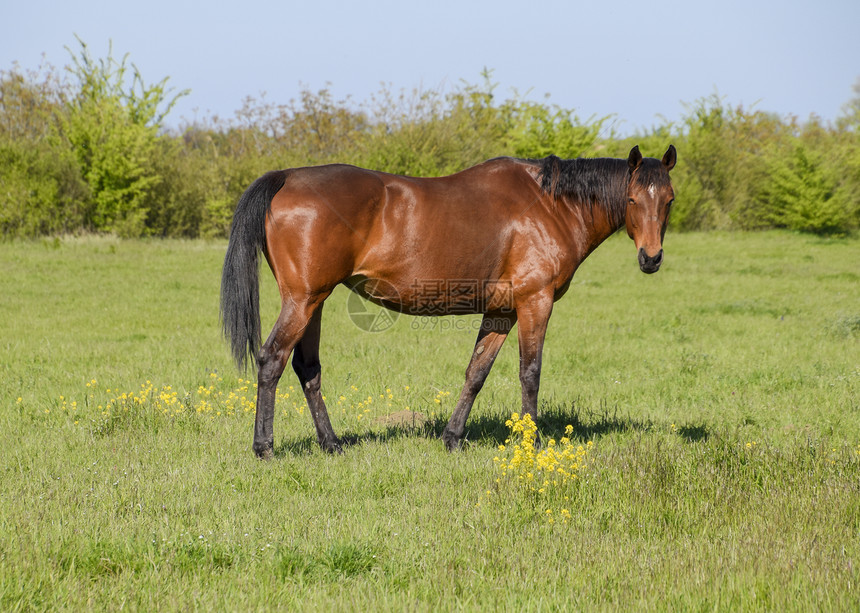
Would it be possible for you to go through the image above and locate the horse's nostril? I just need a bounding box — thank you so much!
[638,247,663,273]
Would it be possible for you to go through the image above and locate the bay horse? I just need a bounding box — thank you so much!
[221,145,677,458]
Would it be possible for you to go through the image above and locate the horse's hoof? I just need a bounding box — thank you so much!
[321,439,344,455]
[442,429,463,452]
[253,442,274,460]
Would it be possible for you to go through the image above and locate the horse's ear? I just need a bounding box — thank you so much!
[662,144,677,171]
[627,145,643,171]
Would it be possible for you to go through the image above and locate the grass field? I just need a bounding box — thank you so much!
[1,232,858,610]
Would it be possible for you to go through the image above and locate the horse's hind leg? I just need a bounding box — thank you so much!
[253,300,320,459]
[292,304,342,453]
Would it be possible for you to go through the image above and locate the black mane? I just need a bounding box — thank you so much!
[535,155,629,226]
[632,158,674,191]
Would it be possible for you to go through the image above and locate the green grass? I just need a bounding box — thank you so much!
[1,232,858,611]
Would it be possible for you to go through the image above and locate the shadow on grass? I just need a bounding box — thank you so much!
[677,424,710,442]
[274,417,448,458]
[272,400,672,457]
[460,402,657,447]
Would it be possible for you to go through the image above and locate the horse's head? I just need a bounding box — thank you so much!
[625,145,677,274]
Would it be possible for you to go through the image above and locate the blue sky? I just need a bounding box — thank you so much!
[2,0,858,136]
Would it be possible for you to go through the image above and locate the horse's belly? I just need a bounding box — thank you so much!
[345,273,514,315]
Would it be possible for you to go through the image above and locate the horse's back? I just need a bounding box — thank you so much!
[278,157,534,201]
[268,158,539,232]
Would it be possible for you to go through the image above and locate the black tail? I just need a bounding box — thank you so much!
[220,170,287,371]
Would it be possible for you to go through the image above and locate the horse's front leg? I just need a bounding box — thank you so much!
[443,312,516,451]
[515,293,554,435]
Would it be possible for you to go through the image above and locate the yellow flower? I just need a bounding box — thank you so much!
[494,411,592,497]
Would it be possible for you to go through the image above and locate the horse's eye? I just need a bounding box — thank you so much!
[628,198,636,206]
[667,199,674,209]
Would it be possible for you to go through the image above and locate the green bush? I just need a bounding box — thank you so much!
[1,45,858,238]
[504,100,605,160]
[755,142,850,235]
[0,138,88,236]
[0,64,89,237]
[60,39,187,236]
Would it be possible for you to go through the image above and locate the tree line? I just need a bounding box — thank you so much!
[2,41,858,238]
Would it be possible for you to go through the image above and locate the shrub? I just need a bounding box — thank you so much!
[505,100,605,160]
[60,39,187,236]
[2,44,858,238]
[755,142,850,235]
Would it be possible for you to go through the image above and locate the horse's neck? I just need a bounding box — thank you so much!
[559,193,626,255]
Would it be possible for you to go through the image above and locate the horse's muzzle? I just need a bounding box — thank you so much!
[638,248,663,274]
